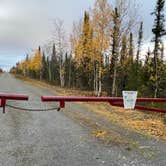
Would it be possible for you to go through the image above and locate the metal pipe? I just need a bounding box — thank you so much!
[41,96,122,102]
[0,93,28,100]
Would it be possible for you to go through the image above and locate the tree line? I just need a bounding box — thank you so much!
[10,0,166,97]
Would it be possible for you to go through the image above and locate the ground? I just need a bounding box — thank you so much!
[0,73,166,166]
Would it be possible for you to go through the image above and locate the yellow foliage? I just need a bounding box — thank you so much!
[17,62,23,71]
[17,47,42,74]
[75,11,94,62]
[92,0,112,61]
[31,49,42,71]
[72,0,112,71]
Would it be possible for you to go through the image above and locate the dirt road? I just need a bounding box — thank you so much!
[0,73,166,166]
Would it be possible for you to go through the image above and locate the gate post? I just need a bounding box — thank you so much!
[60,100,65,109]
[1,98,6,114]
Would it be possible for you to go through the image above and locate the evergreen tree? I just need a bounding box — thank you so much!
[129,33,134,63]
[151,0,166,97]
[41,52,48,80]
[25,54,29,76]
[118,35,128,94]
[120,35,127,65]
[46,56,51,82]
[82,11,93,58]
[136,22,143,64]
[75,11,94,90]
[110,7,120,97]
[51,43,59,84]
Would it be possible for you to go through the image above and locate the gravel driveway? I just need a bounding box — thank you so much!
[0,73,166,166]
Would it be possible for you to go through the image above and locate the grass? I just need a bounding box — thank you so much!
[82,102,166,139]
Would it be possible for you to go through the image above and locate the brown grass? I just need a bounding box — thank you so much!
[82,102,166,139]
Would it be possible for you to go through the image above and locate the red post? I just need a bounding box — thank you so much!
[0,99,2,107]
[60,101,65,108]
[1,98,6,114]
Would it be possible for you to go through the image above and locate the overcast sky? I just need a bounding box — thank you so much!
[0,0,165,70]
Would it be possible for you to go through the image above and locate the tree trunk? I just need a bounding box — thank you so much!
[59,54,65,87]
[111,62,117,97]
[94,62,98,96]
[40,70,42,81]
[48,62,52,82]
[68,58,71,88]
[97,65,102,96]
[154,42,158,98]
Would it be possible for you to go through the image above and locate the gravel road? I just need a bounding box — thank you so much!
[0,73,166,166]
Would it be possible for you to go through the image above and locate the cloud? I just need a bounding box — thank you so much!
[0,0,95,70]
[0,0,95,49]
[141,38,166,60]
[0,1,51,50]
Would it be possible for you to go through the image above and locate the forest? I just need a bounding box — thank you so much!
[10,0,166,98]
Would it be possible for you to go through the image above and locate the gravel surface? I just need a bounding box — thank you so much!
[0,73,166,166]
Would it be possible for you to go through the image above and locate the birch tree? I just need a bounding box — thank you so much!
[92,0,112,96]
[53,19,67,87]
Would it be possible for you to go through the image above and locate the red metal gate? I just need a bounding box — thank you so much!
[0,93,165,113]
[41,96,166,113]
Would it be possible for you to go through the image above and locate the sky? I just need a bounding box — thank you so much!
[0,0,165,71]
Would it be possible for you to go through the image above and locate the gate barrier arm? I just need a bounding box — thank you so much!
[41,96,122,108]
[0,93,29,113]
[41,96,166,113]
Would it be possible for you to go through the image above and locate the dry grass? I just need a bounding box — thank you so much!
[15,75,166,141]
[82,102,166,140]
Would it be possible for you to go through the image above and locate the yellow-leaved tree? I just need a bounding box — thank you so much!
[75,11,93,61]
[74,11,94,89]
[92,0,112,96]
[24,47,42,79]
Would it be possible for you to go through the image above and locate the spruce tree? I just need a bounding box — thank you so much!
[41,52,48,80]
[120,35,127,65]
[110,7,120,97]
[151,0,166,97]
[136,22,143,64]
[129,33,134,63]
[51,43,59,83]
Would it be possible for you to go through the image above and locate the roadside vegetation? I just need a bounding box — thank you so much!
[10,0,166,98]
[0,68,3,73]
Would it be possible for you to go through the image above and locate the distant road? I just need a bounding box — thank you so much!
[0,73,166,166]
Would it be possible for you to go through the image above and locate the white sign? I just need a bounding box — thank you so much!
[122,91,137,109]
